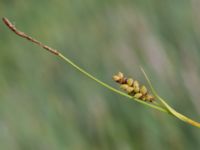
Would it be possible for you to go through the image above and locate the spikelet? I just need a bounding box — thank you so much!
[113,72,155,102]
[127,78,134,86]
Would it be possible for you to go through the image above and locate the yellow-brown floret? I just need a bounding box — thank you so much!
[113,72,154,102]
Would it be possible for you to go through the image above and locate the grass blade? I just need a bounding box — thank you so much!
[141,67,200,128]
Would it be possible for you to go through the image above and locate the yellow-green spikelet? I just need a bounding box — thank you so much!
[113,72,155,102]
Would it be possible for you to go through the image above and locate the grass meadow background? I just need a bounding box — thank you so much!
[1,0,200,149]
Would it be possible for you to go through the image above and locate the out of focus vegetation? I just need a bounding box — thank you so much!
[1,0,200,150]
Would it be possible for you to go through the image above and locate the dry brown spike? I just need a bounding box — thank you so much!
[2,17,59,55]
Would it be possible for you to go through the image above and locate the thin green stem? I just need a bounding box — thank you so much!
[59,53,132,99]
[59,54,168,113]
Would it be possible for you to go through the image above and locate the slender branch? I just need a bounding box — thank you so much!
[2,17,167,113]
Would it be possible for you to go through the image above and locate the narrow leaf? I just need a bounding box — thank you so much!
[141,67,200,128]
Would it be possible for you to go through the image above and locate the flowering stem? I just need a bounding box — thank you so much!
[4,17,199,129]
[2,17,169,115]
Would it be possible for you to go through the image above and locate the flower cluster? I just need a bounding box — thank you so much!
[113,72,155,102]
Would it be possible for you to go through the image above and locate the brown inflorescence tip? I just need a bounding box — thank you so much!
[2,17,59,56]
[113,72,155,102]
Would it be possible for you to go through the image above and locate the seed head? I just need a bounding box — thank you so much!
[117,72,124,79]
[134,93,143,99]
[127,78,134,86]
[140,85,147,95]
[113,72,127,84]
[113,72,155,102]
[133,80,140,93]
[113,75,121,82]
[145,94,154,102]
[126,86,134,93]
[120,84,129,90]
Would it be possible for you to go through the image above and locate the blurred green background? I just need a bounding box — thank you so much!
[1,0,200,149]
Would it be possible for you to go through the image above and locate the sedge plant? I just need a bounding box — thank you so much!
[2,17,200,128]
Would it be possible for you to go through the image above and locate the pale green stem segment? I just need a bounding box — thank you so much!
[141,67,200,128]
